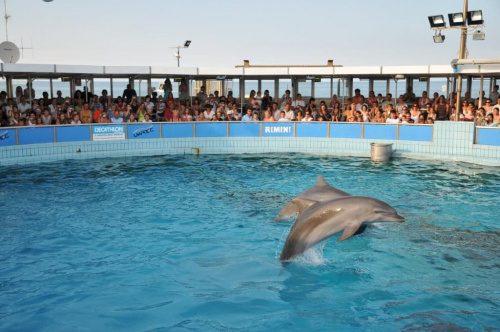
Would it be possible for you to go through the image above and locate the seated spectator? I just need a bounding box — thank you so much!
[485,113,498,127]
[203,104,215,120]
[262,108,275,122]
[226,110,237,121]
[197,112,207,122]
[284,103,295,121]
[71,113,81,124]
[278,110,289,122]
[403,86,416,104]
[99,112,111,123]
[142,114,152,123]
[127,113,137,123]
[27,112,37,126]
[416,114,426,124]
[56,113,68,125]
[241,108,253,122]
[295,111,304,122]
[372,109,386,123]
[426,118,435,124]
[252,112,259,121]
[41,109,52,125]
[386,110,399,124]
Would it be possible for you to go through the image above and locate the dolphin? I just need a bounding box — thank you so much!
[275,175,350,220]
[279,196,405,261]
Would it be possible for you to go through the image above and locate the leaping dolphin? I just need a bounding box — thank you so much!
[279,196,405,261]
[276,175,350,220]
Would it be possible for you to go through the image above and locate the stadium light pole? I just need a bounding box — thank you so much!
[428,0,485,121]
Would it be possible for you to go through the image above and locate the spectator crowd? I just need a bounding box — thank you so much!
[1,80,499,128]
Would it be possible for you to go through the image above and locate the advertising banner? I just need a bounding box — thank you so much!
[92,125,125,141]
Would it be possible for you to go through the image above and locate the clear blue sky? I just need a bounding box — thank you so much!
[4,0,499,67]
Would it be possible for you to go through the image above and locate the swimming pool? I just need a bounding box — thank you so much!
[0,154,498,330]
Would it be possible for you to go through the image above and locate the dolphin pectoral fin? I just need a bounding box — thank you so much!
[291,198,317,214]
[338,223,362,242]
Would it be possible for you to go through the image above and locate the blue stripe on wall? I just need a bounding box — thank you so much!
[364,124,397,140]
[19,127,54,145]
[477,127,500,146]
[296,123,328,137]
[230,123,260,137]
[196,123,227,137]
[162,123,194,138]
[399,125,433,142]
[56,126,91,143]
[330,123,362,139]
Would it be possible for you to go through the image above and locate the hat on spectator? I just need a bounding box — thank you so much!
[227,110,234,115]
[97,103,103,108]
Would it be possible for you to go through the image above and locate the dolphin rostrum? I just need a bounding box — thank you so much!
[279,196,405,260]
[276,175,350,220]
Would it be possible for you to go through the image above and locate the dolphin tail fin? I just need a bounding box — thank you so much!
[338,223,362,242]
[316,175,329,186]
[291,198,317,214]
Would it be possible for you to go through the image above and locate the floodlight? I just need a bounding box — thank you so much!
[467,10,483,25]
[184,40,191,48]
[428,15,446,28]
[433,31,445,43]
[448,12,466,27]
[472,31,485,41]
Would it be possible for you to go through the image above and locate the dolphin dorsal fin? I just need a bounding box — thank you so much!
[291,198,317,214]
[316,175,329,186]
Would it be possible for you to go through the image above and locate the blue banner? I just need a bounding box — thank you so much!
[262,123,294,137]
[19,127,54,145]
[127,124,160,140]
[0,128,16,146]
[196,123,227,137]
[296,123,327,137]
[399,125,433,142]
[364,124,397,140]
[56,126,91,143]
[230,123,260,137]
[162,123,194,138]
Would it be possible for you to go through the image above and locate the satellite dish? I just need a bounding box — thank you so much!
[0,41,20,63]
[173,52,180,59]
[43,0,54,2]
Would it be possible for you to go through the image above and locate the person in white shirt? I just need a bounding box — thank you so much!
[17,96,31,116]
[203,104,215,120]
[283,103,295,121]
[278,111,289,122]
[291,94,306,114]
[386,110,400,124]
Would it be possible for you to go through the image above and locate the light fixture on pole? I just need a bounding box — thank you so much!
[472,30,485,41]
[169,40,191,68]
[448,12,466,27]
[467,10,483,25]
[428,15,446,28]
[433,31,445,43]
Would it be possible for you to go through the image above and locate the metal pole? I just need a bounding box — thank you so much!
[3,0,9,41]
[455,0,468,121]
[479,74,484,108]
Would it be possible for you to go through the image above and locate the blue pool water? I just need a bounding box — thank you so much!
[0,154,499,331]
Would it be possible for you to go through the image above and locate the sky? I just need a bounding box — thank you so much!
[3,0,499,68]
